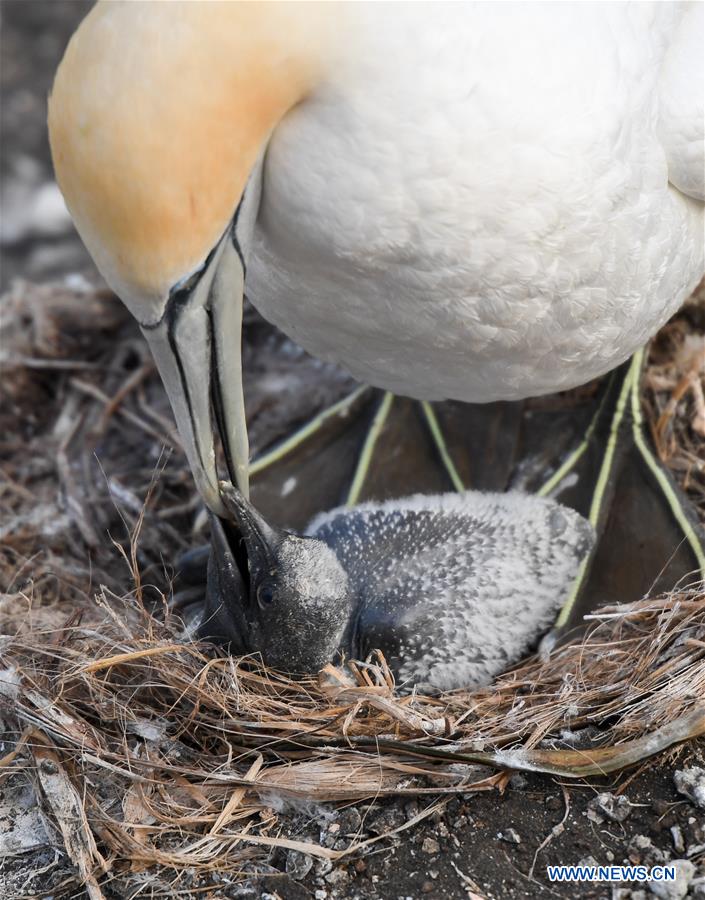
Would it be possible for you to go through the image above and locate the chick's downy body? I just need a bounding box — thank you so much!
[207,486,594,693]
[308,492,593,691]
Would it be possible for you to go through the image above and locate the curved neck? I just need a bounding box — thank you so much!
[49,1,336,314]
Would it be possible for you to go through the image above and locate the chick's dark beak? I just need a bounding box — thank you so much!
[200,482,283,650]
[218,481,283,575]
[200,514,249,649]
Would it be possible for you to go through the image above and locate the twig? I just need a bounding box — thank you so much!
[527,783,571,880]
[70,377,176,447]
[91,360,155,439]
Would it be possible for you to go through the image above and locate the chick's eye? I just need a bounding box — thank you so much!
[257,583,275,608]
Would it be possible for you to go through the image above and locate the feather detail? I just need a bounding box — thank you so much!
[309,492,593,692]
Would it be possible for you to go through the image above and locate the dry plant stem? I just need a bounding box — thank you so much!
[54,392,101,548]
[527,785,570,880]
[2,355,103,371]
[92,358,155,439]
[135,388,184,450]
[450,860,488,900]
[32,737,109,900]
[71,377,175,447]
[347,704,705,777]
[692,370,705,436]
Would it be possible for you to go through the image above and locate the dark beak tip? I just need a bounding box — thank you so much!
[207,513,246,593]
[203,531,251,650]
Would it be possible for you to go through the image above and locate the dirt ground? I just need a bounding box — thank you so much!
[1,4,704,899]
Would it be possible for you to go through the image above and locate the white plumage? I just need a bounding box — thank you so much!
[250,2,703,400]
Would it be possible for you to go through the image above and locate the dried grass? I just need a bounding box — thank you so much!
[1,582,704,888]
[1,278,704,894]
[643,281,705,520]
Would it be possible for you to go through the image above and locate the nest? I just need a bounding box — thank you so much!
[1,278,704,895]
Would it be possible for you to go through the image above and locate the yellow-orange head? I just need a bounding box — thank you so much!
[48,0,333,322]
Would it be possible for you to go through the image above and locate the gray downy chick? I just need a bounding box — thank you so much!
[202,483,594,692]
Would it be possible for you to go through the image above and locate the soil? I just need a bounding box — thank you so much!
[1,4,704,899]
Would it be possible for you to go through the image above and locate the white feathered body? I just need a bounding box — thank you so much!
[250,2,704,400]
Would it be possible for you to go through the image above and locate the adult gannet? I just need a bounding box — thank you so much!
[48,2,704,632]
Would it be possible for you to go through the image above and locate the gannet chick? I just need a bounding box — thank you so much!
[202,484,594,692]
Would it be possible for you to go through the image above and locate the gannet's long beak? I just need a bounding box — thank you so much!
[47,3,321,516]
[141,225,250,517]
